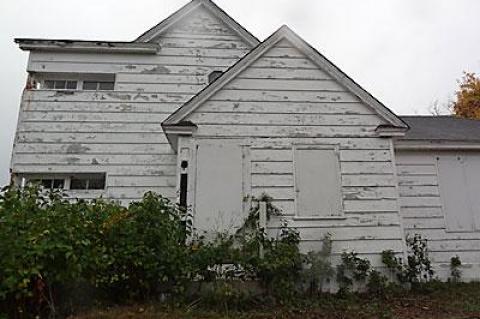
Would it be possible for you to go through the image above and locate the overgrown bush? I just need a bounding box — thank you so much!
[254,226,303,301]
[95,192,191,300]
[1,184,449,318]
[187,195,303,303]
[188,223,303,303]
[0,186,191,317]
[0,186,114,316]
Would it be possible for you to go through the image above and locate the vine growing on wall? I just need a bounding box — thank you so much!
[240,193,282,233]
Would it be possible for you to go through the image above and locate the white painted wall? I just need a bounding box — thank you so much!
[180,37,405,265]
[396,150,480,280]
[11,6,253,204]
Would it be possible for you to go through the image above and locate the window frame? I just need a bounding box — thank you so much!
[82,81,115,91]
[292,144,345,221]
[39,74,116,91]
[44,80,78,90]
[22,173,107,192]
[70,174,106,190]
[29,177,65,190]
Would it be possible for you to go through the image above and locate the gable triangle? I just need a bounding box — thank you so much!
[163,25,408,132]
[135,0,259,47]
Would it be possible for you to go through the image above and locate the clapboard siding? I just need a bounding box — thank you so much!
[14,154,177,165]
[189,113,384,126]
[14,143,173,155]
[12,165,177,176]
[23,90,193,103]
[182,39,404,257]
[16,132,169,144]
[210,90,360,103]
[21,101,181,113]
[396,150,480,280]
[12,6,254,203]
[239,67,332,80]
[21,111,170,123]
[196,101,377,115]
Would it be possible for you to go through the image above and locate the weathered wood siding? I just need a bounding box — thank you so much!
[183,39,405,263]
[396,150,480,280]
[11,6,253,204]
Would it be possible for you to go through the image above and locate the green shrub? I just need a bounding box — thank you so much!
[95,192,191,300]
[450,256,462,283]
[336,252,372,293]
[405,234,434,283]
[302,234,334,295]
[0,186,191,317]
[254,226,302,301]
[381,234,434,285]
[0,185,117,315]
[366,270,389,297]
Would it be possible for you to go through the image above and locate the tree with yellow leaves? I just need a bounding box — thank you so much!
[452,72,480,119]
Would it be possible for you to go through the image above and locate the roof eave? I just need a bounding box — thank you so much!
[161,122,198,152]
[376,125,409,137]
[15,39,160,54]
[394,139,480,150]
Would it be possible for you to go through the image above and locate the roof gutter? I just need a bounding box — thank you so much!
[15,39,160,54]
[375,125,409,137]
[395,139,480,151]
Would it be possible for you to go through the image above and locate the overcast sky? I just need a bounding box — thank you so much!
[0,0,479,185]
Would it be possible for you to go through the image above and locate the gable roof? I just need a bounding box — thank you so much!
[400,116,480,142]
[163,25,408,130]
[135,0,259,46]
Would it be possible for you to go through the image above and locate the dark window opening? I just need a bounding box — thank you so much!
[208,71,223,84]
[70,178,88,190]
[31,178,65,189]
[83,81,115,91]
[70,174,106,190]
[44,80,78,90]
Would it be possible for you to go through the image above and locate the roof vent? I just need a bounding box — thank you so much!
[208,71,223,84]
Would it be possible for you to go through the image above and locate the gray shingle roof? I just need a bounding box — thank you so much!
[400,116,480,142]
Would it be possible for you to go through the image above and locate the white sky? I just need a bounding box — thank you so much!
[0,0,479,185]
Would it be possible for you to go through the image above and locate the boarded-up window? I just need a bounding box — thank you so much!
[437,154,480,232]
[195,143,247,233]
[294,147,342,217]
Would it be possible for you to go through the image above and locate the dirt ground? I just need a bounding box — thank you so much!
[72,283,480,319]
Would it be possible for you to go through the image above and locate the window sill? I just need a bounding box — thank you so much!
[293,215,347,221]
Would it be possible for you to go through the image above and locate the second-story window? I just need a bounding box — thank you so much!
[70,174,106,190]
[30,178,65,190]
[82,81,115,91]
[44,80,78,90]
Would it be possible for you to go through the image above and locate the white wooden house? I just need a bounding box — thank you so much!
[10,0,480,280]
